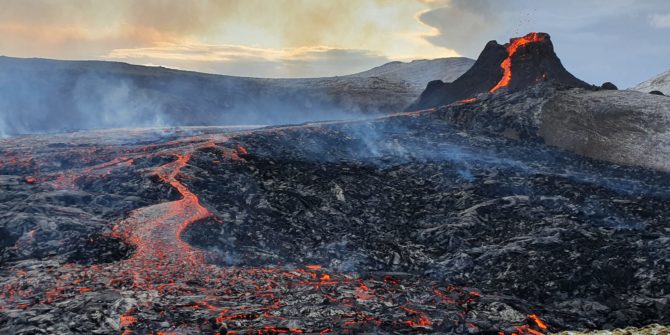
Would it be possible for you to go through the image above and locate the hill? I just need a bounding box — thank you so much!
[0,56,473,136]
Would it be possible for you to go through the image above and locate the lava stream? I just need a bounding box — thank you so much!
[489,32,546,93]
[112,137,229,281]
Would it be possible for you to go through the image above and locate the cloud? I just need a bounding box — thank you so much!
[0,0,440,56]
[651,13,670,28]
[3,0,668,86]
[0,0,455,76]
[417,0,498,56]
[104,43,389,78]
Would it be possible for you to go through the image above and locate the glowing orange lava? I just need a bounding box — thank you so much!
[110,135,231,285]
[529,314,548,330]
[400,306,433,327]
[0,130,552,334]
[489,33,546,93]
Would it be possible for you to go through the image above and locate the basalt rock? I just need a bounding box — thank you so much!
[601,82,618,90]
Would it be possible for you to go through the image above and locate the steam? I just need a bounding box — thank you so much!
[0,58,394,136]
[304,118,670,199]
[0,71,169,135]
[72,74,170,130]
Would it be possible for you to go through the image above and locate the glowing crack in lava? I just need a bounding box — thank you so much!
[0,129,551,334]
[489,32,546,93]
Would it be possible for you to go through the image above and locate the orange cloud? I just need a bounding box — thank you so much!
[0,0,457,76]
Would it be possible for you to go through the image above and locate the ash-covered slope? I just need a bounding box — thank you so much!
[408,33,590,110]
[0,56,472,136]
[540,89,670,171]
[633,69,670,95]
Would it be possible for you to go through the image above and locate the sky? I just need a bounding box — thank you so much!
[0,0,669,87]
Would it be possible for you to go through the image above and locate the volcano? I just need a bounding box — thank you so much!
[408,32,590,110]
[2,33,670,335]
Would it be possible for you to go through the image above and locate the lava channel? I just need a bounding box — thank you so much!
[489,32,546,93]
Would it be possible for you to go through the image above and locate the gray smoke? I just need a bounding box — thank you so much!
[0,56,409,136]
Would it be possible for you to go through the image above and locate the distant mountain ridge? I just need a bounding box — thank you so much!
[0,56,473,136]
[347,57,474,90]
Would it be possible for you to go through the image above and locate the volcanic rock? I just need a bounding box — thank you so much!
[2,109,670,333]
[650,90,665,96]
[408,32,590,110]
[601,82,618,90]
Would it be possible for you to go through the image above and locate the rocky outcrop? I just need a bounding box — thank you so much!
[601,82,618,90]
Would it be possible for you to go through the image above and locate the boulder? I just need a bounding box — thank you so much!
[601,82,618,90]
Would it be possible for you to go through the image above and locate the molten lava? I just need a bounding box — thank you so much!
[489,32,547,93]
[458,98,477,104]
[529,314,548,330]
[0,129,553,334]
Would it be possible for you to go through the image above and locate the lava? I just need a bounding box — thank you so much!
[490,32,547,93]
[0,128,555,334]
[401,306,433,328]
[529,314,548,330]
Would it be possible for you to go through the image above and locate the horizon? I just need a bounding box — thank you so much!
[0,53,473,79]
[1,0,669,88]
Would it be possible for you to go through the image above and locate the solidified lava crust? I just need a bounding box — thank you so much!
[1,112,669,334]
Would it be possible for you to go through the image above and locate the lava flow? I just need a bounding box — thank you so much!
[114,151,215,271]
[489,32,546,93]
[0,128,552,334]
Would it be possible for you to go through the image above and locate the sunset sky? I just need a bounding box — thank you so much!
[1,0,669,87]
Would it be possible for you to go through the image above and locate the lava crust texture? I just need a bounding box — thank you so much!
[1,110,669,334]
